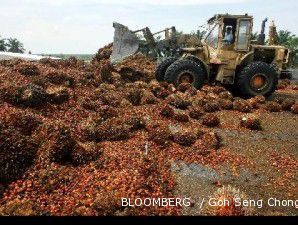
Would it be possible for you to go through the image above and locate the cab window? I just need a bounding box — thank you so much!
[236,20,251,50]
[205,23,220,49]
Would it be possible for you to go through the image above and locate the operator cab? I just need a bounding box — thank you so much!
[205,14,253,51]
[222,18,237,45]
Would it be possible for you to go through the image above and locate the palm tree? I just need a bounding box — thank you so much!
[277,30,298,52]
[0,36,7,51]
[195,29,207,40]
[278,30,298,50]
[251,32,259,40]
[278,30,298,66]
[277,30,295,45]
[7,38,25,53]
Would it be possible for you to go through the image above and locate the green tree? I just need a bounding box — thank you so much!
[0,36,7,51]
[277,30,298,51]
[175,30,184,37]
[7,38,25,53]
[189,29,207,41]
[278,30,298,66]
[278,30,294,45]
[251,32,259,40]
[195,29,207,40]
[288,38,298,52]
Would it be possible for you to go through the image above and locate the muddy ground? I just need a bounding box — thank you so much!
[173,103,298,215]
[173,74,298,215]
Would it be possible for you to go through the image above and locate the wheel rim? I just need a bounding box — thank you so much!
[250,73,268,91]
[178,71,195,84]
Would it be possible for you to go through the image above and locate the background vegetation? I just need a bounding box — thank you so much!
[0,36,25,53]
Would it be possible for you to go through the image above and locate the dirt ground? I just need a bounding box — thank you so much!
[173,89,298,216]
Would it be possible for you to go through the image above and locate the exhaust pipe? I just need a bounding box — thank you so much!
[257,18,268,45]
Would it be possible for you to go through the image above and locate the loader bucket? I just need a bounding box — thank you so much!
[110,22,140,64]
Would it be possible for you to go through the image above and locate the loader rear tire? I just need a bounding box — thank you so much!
[155,57,177,82]
[236,61,278,98]
[165,59,206,89]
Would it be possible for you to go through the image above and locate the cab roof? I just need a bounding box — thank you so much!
[208,14,253,24]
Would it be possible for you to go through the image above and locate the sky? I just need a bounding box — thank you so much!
[1,0,297,54]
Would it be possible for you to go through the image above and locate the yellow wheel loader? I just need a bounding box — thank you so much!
[111,14,292,97]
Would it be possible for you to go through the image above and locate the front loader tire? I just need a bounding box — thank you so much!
[236,61,278,98]
[155,57,177,82]
[164,59,206,89]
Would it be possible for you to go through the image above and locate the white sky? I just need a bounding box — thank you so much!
[1,0,297,54]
